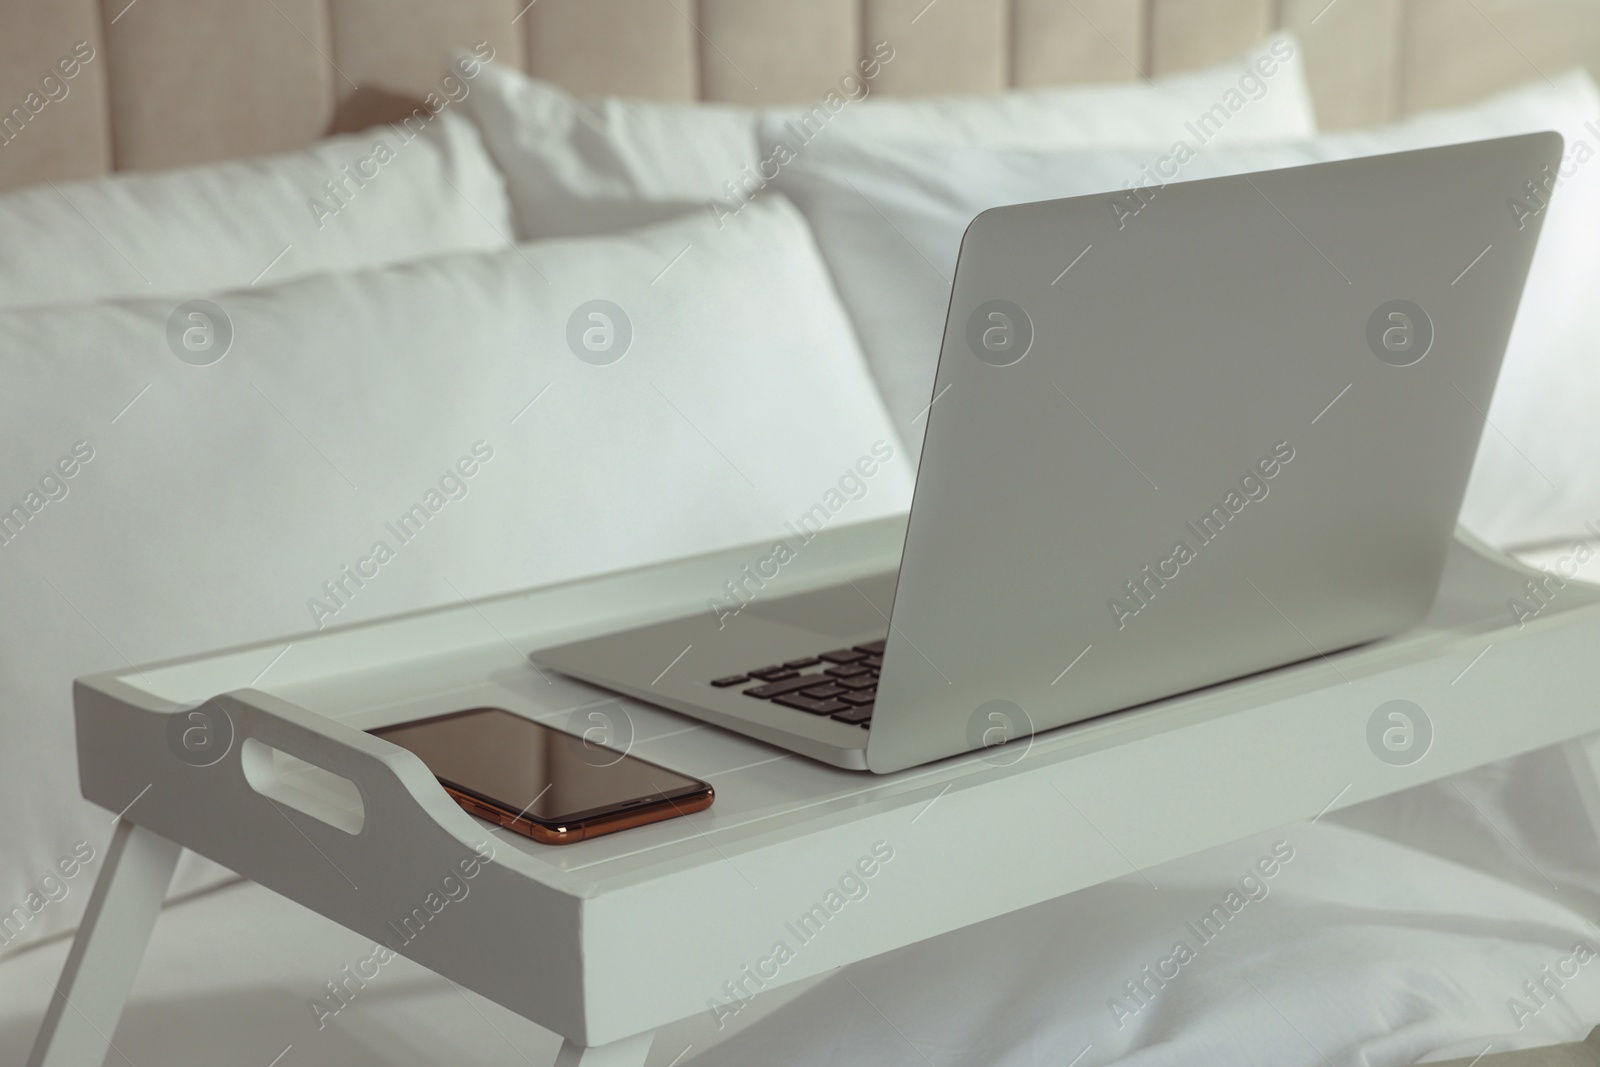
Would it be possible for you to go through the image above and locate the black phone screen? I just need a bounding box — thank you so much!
[372,708,706,823]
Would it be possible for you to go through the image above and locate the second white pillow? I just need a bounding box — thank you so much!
[460,34,1315,241]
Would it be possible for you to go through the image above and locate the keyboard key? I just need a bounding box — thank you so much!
[711,675,750,687]
[744,674,831,699]
[825,663,871,678]
[820,649,866,664]
[837,674,877,690]
[774,694,851,715]
[853,640,887,655]
[840,689,876,705]
[801,683,846,699]
[749,666,798,682]
[784,657,821,669]
[863,656,883,669]
[831,705,874,725]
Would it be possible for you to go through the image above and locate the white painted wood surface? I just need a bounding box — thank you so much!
[42,518,1600,1058]
[552,1031,654,1067]
[25,822,180,1067]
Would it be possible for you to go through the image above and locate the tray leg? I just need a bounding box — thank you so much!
[1565,732,1600,848]
[552,1030,654,1067]
[27,820,181,1067]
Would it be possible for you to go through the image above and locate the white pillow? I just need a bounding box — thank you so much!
[459,34,1315,240]
[771,70,1600,549]
[0,196,911,955]
[0,110,514,309]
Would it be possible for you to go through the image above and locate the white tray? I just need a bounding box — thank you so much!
[35,517,1600,1065]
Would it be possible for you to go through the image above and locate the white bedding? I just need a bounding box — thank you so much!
[0,109,514,310]
[691,753,1600,1066]
[3,747,1598,1066]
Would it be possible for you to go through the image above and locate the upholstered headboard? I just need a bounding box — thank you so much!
[0,0,1593,192]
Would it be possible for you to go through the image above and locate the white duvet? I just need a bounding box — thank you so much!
[688,746,1600,1066]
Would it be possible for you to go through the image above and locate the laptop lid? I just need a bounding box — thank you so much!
[865,133,1561,773]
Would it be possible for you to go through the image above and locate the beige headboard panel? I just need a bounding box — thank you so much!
[0,0,1594,193]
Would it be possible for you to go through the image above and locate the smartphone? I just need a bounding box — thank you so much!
[370,708,713,845]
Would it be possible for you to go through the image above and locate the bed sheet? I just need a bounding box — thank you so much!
[695,745,1600,1066]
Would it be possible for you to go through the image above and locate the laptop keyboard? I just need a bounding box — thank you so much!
[710,639,886,728]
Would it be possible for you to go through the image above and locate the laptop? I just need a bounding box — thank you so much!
[533,133,1561,774]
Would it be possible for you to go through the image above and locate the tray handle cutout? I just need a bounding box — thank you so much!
[200,689,485,850]
[241,737,365,834]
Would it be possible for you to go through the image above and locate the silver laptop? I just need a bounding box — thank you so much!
[533,133,1560,774]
